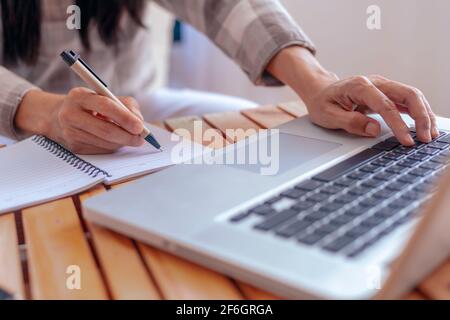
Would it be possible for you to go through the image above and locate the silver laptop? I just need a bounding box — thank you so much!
[83,114,450,299]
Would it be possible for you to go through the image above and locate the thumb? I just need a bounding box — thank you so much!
[119,96,144,121]
[333,108,381,137]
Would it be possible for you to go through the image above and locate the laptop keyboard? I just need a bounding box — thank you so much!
[229,129,450,258]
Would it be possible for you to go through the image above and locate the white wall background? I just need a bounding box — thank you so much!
[169,0,450,117]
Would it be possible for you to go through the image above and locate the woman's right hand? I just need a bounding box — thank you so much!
[15,87,145,154]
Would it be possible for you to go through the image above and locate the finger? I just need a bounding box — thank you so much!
[119,96,144,121]
[63,127,122,152]
[67,142,115,155]
[70,110,145,147]
[74,92,144,135]
[369,76,434,142]
[421,95,440,138]
[329,106,381,137]
[343,76,414,145]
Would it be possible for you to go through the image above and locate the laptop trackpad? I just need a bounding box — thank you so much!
[227,133,341,175]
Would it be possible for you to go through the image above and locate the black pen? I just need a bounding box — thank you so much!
[60,50,163,151]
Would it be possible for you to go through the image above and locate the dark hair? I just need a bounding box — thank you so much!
[1,0,146,65]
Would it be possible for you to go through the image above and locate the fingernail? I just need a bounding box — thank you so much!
[405,134,415,146]
[365,122,378,137]
[432,127,440,138]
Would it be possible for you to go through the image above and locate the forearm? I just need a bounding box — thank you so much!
[267,46,338,105]
[14,90,64,137]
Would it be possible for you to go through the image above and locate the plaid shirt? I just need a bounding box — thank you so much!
[0,0,315,139]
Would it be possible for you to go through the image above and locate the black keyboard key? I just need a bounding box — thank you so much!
[348,186,371,196]
[373,189,393,200]
[388,198,411,209]
[334,193,359,204]
[373,172,395,181]
[386,181,407,191]
[372,158,394,167]
[428,141,449,150]
[313,149,384,182]
[230,212,251,223]
[374,207,397,218]
[386,165,408,174]
[360,164,383,173]
[398,159,420,168]
[265,195,282,205]
[315,223,339,236]
[330,213,355,226]
[323,235,354,252]
[421,161,444,170]
[319,201,345,212]
[306,192,330,203]
[292,200,315,211]
[251,204,277,216]
[409,167,432,177]
[398,174,420,184]
[418,147,440,156]
[275,219,313,238]
[320,185,342,195]
[361,215,385,227]
[401,190,423,201]
[346,225,371,238]
[281,188,306,199]
[348,171,371,180]
[361,178,385,188]
[295,180,323,191]
[359,197,381,208]
[304,210,332,222]
[385,136,400,143]
[298,232,325,245]
[430,155,450,164]
[372,141,399,151]
[383,152,406,161]
[396,146,416,155]
[437,134,450,144]
[407,153,429,162]
[345,205,367,217]
[254,209,298,231]
[334,177,356,187]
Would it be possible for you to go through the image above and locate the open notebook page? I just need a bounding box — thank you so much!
[0,138,103,214]
[80,125,206,184]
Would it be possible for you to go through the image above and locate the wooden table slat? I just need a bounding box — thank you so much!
[236,282,281,300]
[203,111,262,143]
[0,214,25,299]
[138,244,243,300]
[278,101,309,118]
[418,259,450,299]
[165,116,228,149]
[79,186,161,300]
[242,105,295,129]
[22,198,108,299]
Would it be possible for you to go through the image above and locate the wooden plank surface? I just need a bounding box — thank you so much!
[138,244,243,300]
[418,260,450,299]
[278,101,308,118]
[237,282,281,300]
[165,116,228,149]
[22,198,107,299]
[0,214,24,299]
[79,186,161,300]
[204,111,262,142]
[242,105,295,129]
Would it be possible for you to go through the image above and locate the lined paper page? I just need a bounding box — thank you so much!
[81,125,204,184]
[0,138,103,214]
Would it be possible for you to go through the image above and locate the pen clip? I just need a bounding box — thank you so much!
[78,57,109,88]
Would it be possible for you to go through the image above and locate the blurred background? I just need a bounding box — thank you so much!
[152,0,450,117]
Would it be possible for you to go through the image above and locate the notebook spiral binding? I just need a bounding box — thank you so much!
[32,136,112,178]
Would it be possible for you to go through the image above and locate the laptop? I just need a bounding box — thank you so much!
[83,114,450,299]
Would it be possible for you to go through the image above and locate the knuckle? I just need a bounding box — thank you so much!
[352,75,371,86]
[68,87,87,99]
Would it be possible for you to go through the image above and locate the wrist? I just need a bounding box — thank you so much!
[14,90,64,137]
[267,46,338,105]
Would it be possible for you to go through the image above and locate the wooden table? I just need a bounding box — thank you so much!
[1,101,449,300]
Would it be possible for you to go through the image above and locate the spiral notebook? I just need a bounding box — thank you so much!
[0,125,204,214]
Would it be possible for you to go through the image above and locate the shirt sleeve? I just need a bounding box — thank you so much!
[0,66,40,139]
[153,0,316,86]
